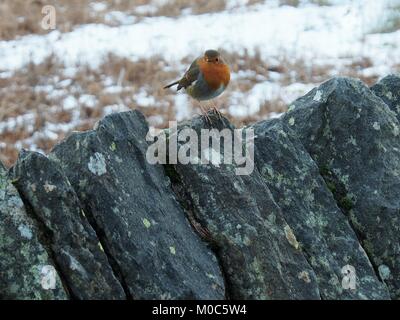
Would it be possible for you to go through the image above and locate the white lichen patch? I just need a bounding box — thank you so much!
[79,179,87,188]
[88,152,107,176]
[18,224,33,240]
[233,181,244,192]
[288,117,295,126]
[392,123,400,136]
[169,246,176,255]
[142,218,151,229]
[243,235,252,246]
[349,136,357,146]
[288,104,296,112]
[284,225,299,250]
[298,271,311,283]
[43,182,56,193]
[313,90,323,102]
[40,265,57,290]
[340,174,349,186]
[206,273,217,280]
[68,254,85,273]
[386,91,393,100]
[378,264,391,281]
[373,122,381,131]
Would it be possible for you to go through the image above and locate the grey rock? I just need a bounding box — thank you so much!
[251,119,390,299]
[371,74,400,119]
[50,111,225,300]
[282,77,400,298]
[0,161,67,300]
[167,114,321,300]
[11,151,126,300]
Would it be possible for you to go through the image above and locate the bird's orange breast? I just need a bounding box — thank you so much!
[199,59,230,90]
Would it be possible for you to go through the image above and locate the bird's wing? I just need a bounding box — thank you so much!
[177,59,200,90]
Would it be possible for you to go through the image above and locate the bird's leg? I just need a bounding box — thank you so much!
[211,99,223,120]
[197,101,212,125]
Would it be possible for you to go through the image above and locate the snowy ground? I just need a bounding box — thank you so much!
[0,0,399,166]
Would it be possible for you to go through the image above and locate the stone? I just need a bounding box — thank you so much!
[0,161,67,299]
[166,113,321,300]
[50,111,225,300]
[283,77,400,298]
[371,74,400,119]
[251,118,390,299]
[11,151,126,300]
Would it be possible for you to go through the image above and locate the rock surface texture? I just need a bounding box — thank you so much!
[166,116,320,299]
[0,162,67,299]
[11,151,126,299]
[50,111,225,300]
[1,75,399,300]
[282,76,400,299]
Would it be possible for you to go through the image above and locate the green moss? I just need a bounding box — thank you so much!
[339,196,354,211]
[326,181,336,193]
[319,164,354,212]
[110,142,117,151]
[319,165,331,177]
[142,218,151,229]
[169,246,176,255]
[163,164,181,184]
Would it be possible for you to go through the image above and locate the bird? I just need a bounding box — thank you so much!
[164,50,230,121]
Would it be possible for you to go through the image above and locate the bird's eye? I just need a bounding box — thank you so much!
[215,58,219,62]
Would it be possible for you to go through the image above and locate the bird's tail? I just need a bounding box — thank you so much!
[163,80,179,89]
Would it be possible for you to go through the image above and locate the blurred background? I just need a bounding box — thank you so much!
[0,0,399,167]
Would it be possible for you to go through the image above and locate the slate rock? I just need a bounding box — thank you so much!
[50,111,225,300]
[251,118,390,299]
[0,161,67,300]
[282,77,400,298]
[11,151,126,300]
[371,74,400,119]
[166,113,321,300]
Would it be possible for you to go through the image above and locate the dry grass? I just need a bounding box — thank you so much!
[0,0,102,40]
[279,0,332,6]
[0,53,181,167]
[0,0,255,41]
[156,0,226,16]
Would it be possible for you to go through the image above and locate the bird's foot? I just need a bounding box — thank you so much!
[211,106,223,120]
[198,104,213,125]
[202,112,213,126]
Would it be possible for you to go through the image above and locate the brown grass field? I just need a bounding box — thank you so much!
[0,0,398,167]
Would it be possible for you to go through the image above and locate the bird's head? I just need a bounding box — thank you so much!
[204,49,225,64]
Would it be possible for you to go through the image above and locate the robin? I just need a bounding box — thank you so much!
[164,49,230,121]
